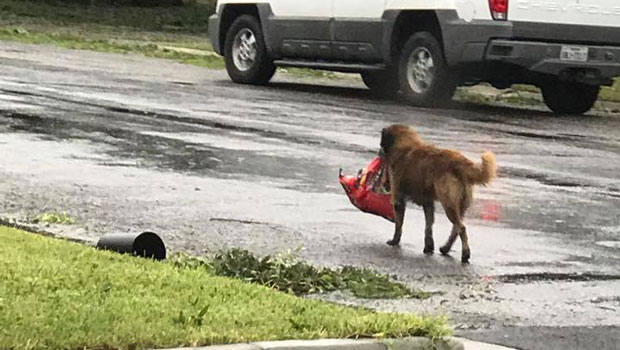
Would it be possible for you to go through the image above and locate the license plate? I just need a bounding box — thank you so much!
[560,46,589,62]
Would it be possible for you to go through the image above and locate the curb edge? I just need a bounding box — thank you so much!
[156,337,464,350]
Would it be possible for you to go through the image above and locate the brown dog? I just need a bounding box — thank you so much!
[379,124,497,263]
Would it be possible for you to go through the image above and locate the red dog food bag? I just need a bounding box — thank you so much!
[339,157,394,222]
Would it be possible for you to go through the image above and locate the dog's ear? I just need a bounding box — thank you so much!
[380,127,395,154]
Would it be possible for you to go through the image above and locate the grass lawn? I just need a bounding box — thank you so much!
[0,0,214,36]
[0,226,449,350]
[600,79,620,103]
[0,0,224,68]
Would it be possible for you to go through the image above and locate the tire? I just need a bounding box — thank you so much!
[540,80,599,115]
[361,69,399,98]
[224,15,276,85]
[398,32,456,107]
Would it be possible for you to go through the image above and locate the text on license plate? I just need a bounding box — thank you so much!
[560,46,589,62]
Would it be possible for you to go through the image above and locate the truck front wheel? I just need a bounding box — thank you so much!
[224,15,275,85]
[398,32,456,107]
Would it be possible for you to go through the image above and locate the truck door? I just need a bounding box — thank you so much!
[268,0,334,59]
[333,0,386,62]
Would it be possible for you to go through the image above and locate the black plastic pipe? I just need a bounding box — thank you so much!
[96,232,166,260]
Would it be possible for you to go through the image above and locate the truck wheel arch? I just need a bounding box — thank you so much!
[384,10,445,66]
[218,4,274,56]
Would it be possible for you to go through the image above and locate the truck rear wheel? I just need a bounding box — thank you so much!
[224,15,276,85]
[361,70,399,98]
[540,80,599,115]
[398,32,456,107]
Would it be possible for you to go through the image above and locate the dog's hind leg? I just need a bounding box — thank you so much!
[458,185,473,263]
[438,205,470,263]
[438,206,461,256]
[387,195,406,246]
[423,203,435,254]
[458,226,471,263]
[436,176,469,262]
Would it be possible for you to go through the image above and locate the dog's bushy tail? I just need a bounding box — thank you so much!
[466,151,497,185]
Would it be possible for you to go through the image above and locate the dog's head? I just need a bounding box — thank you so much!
[380,124,422,157]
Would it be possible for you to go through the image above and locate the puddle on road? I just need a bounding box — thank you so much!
[141,130,318,158]
[102,104,329,149]
[0,108,338,193]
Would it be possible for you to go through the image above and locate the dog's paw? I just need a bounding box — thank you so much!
[439,246,451,256]
[386,240,400,247]
[461,250,471,264]
[423,247,434,255]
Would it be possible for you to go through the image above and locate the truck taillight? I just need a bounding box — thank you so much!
[489,0,508,20]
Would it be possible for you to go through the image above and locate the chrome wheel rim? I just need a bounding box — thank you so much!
[406,47,435,94]
[232,28,257,72]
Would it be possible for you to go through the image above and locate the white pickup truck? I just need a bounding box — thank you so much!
[209,0,620,114]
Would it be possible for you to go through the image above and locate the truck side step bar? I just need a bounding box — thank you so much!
[274,60,386,73]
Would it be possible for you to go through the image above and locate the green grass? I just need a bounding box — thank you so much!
[512,84,541,94]
[600,79,620,103]
[0,27,225,69]
[454,87,545,108]
[34,211,76,224]
[0,226,449,350]
[0,0,225,68]
[0,0,214,34]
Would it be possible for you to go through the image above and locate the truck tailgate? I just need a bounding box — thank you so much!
[510,0,620,28]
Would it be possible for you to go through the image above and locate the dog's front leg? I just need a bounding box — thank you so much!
[388,195,406,246]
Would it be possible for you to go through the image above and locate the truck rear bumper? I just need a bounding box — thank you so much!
[438,13,620,82]
[485,40,620,83]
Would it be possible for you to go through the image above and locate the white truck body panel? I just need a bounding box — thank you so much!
[334,0,385,18]
[385,0,456,10]
[270,0,332,17]
[510,0,620,27]
[215,0,267,13]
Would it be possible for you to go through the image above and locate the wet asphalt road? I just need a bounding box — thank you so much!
[1,41,620,350]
